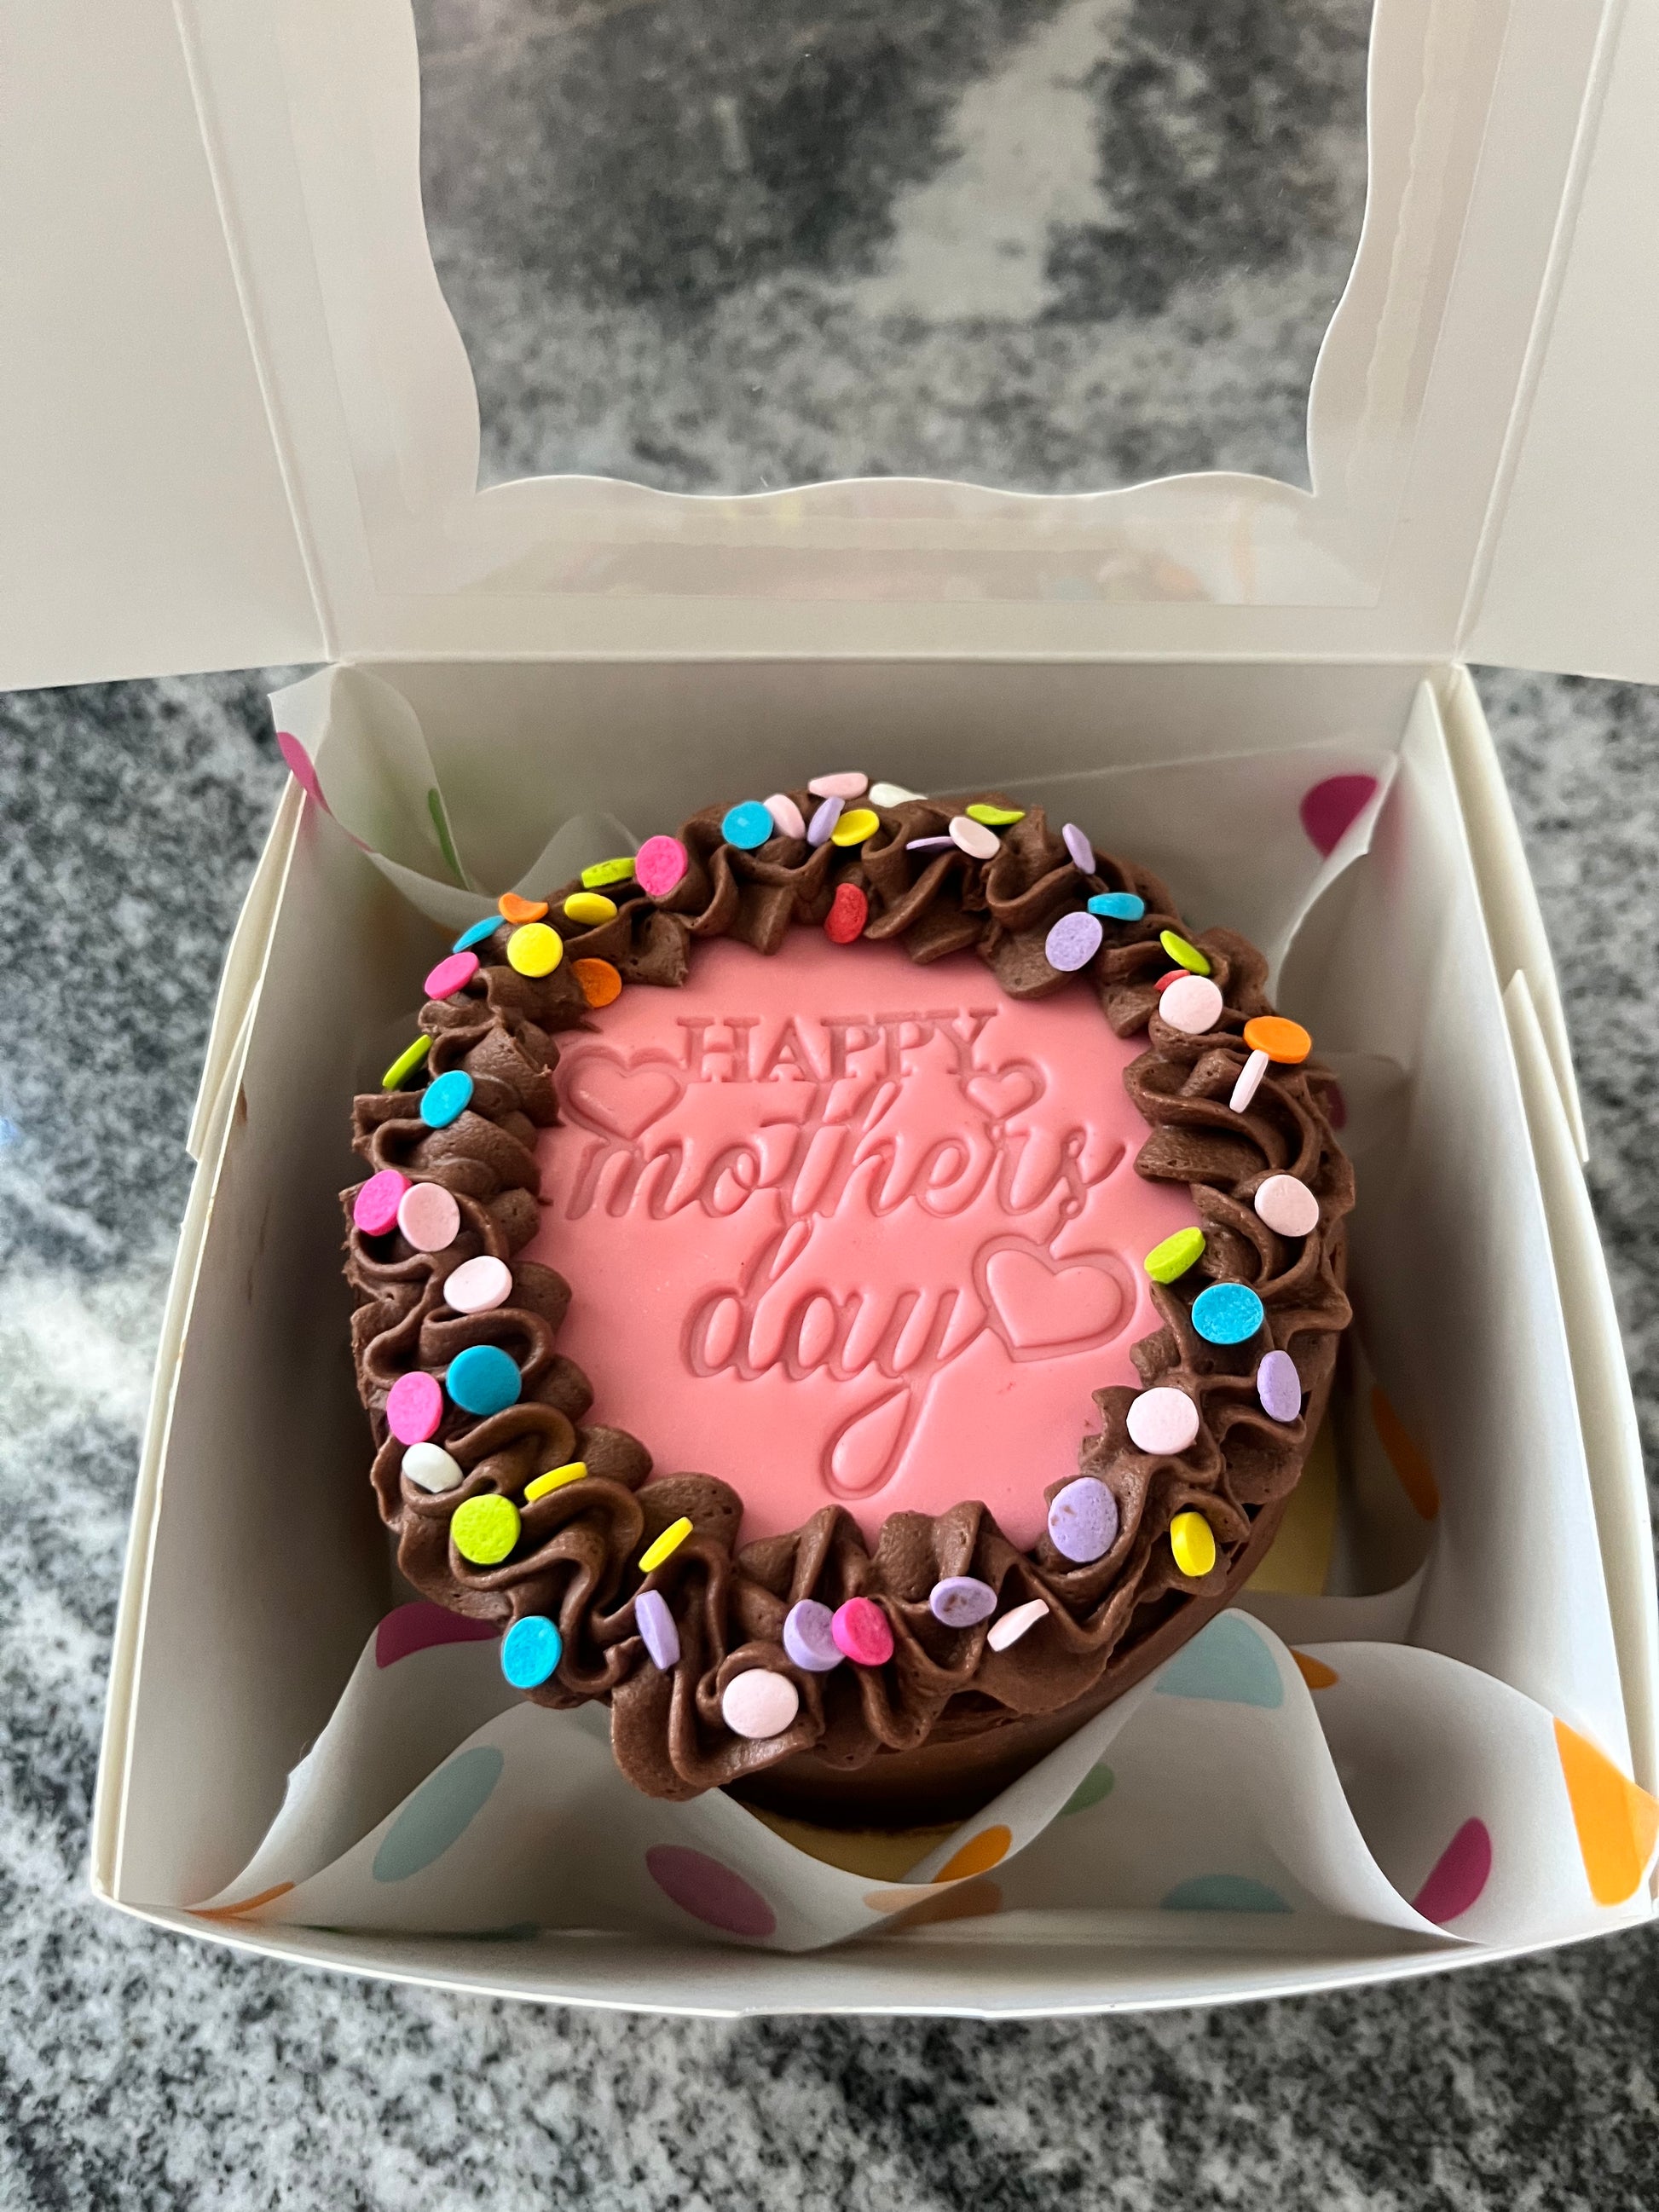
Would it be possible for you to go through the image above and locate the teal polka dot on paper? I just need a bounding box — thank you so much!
[1160,1874,1292,1913]
[1061,1764,1116,1816]
[372,1747,505,1883]
[1153,1613,1283,1708]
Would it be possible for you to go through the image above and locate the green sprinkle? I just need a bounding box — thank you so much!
[381,1034,432,1090]
[965,802,1026,827]
[581,856,638,889]
[1159,928,1211,977]
[1144,1227,1206,1284]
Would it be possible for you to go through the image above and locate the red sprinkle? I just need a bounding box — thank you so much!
[831,1596,894,1666]
[1154,969,1183,994]
[824,882,869,944]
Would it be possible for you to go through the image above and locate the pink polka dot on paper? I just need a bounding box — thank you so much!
[1411,1816,1493,1925]
[386,1371,443,1446]
[1299,773,1379,858]
[276,731,328,811]
[645,1845,777,1938]
[635,835,689,899]
[374,1602,499,1668]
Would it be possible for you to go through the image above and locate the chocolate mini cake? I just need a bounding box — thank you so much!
[343,779,1353,1825]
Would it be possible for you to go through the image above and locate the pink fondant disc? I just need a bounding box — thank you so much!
[386,1371,443,1445]
[424,950,479,1001]
[353,1169,408,1237]
[636,835,689,899]
[397,1181,461,1252]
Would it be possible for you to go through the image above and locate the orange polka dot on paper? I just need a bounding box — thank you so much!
[191,1880,295,1922]
[1292,1650,1339,1690]
[573,958,622,1008]
[893,1878,1003,1927]
[1370,1385,1440,1520]
[936,1824,1012,1882]
[1554,1718,1659,1905]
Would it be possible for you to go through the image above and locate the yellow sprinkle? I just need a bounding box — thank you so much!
[639,1516,693,1573]
[1160,929,1211,976]
[830,806,881,848]
[966,803,1026,827]
[1169,1510,1217,1579]
[381,1034,432,1090]
[582,857,637,889]
[452,1493,520,1567]
[1145,1227,1205,1284]
[564,892,618,927]
[525,1461,589,1503]
[506,922,564,978]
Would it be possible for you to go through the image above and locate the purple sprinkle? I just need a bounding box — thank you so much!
[1062,822,1095,873]
[905,835,955,851]
[1044,910,1105,973]
[1047,1476,1120,1564]
[929,1575,998,1629]
[783,1598,843,1672]
[1257,1349,1303,1424]
[807,795,844,847]
[635,1588,680,1670]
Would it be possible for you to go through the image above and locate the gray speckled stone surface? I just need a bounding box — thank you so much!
[5,5,1659,2203]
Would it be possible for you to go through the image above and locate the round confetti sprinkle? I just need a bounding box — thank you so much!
[906,835,955,851]
[581,858,636,889]
[1062,823,1095,871]
[1160,929,1211,976]
[382,1035,431,1090]
[928,1576,998,1628]
[420,1068,474,1128]
[949,814,1001,860]
[442,1255,512,1314]
[402,1441,463,1493]
[1257,1349,1303,1423]
[1243,1015,1313,1064]
[639,1516,693,1573]
[1230,1048,1270,1113]
[1127,1387,1201,1454]
[645,1845,777,1938]
[353,1169,409,1237]
[635,834,690,898]
[1153,969,1184,994]
[1089,891,1146,921]
[453,1493,520,1566]
[501,1614,562,1689]
[824,882,868,944]
[987,1598,1049,1652]
[563,891,617,927]
[424,950,477,1001]
[870,781,925,806]
[506,922,563,978]
[766,793,806,840]
[573,957,622,1008]
[830,806,880,847]
[1044,910,1103,973]
[524,1461,587,1502]
[966,802,1025,827]
[783,1599,843,1672]
[809,771,869,800]
[721,801,774,850]
[1159,974,1224,1035]
[386,1372,442,1446]
[807,794,844,846]
[452,916,503,953]
[498,892,548,924]
[446,1343,522,1418]
[396,1180,460,1252]
[1048,1476,1120,1563]
[1145,1227,1205,1283]
[1192,1282,1265,1345]
[1169,1510,1217,1579]
[831,1597,894,1666]
[721,1670,801,1740]
[1255,1173,1321,1237]
[635,1589,679,1670]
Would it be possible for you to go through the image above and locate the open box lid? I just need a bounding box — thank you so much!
[2,0,1655,685]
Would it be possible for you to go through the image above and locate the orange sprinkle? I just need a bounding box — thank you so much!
[1242,1015,1313,1064]
[1370,1385,1440,1520]
[498,892,549,925]
[574,957,623,1008]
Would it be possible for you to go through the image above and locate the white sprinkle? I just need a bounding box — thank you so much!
[987,1597,1049,1652]
[870,781,926,806]
[1229,1048,1270,1113]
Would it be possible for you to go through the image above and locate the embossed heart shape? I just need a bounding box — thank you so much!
[962,1060,1043,1123]
[975,1239,1134,1360]
[562,1049,684,1139]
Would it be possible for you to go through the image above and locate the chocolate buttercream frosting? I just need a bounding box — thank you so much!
[343,791,1352,1819]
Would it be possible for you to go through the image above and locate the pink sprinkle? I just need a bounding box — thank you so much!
[765,794,806,841]
[808,771,869,800]
[353,1169,408,1237]
[424,950,479,1001]
[397,1181,461,1252]
[831,1596,894,1666]
[1230,1048,1270,1113]
[386,1371,442,1445]
[636,835,689,899]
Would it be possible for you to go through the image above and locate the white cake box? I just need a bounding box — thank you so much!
[3,0,1656,2012]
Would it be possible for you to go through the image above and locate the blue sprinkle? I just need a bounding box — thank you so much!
[446,1342,522,1416]
[420,1070,474,1129]
[501,1614,563,1689]
[1089,892,1147,922]
[1192,1282,1265,1346]
[721,800,775,851]
[452,916,502,953]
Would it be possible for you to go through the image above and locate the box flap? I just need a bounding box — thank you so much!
[3,0,1655,676]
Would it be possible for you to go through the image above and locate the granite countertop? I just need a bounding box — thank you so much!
[5,2,1659,2202]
